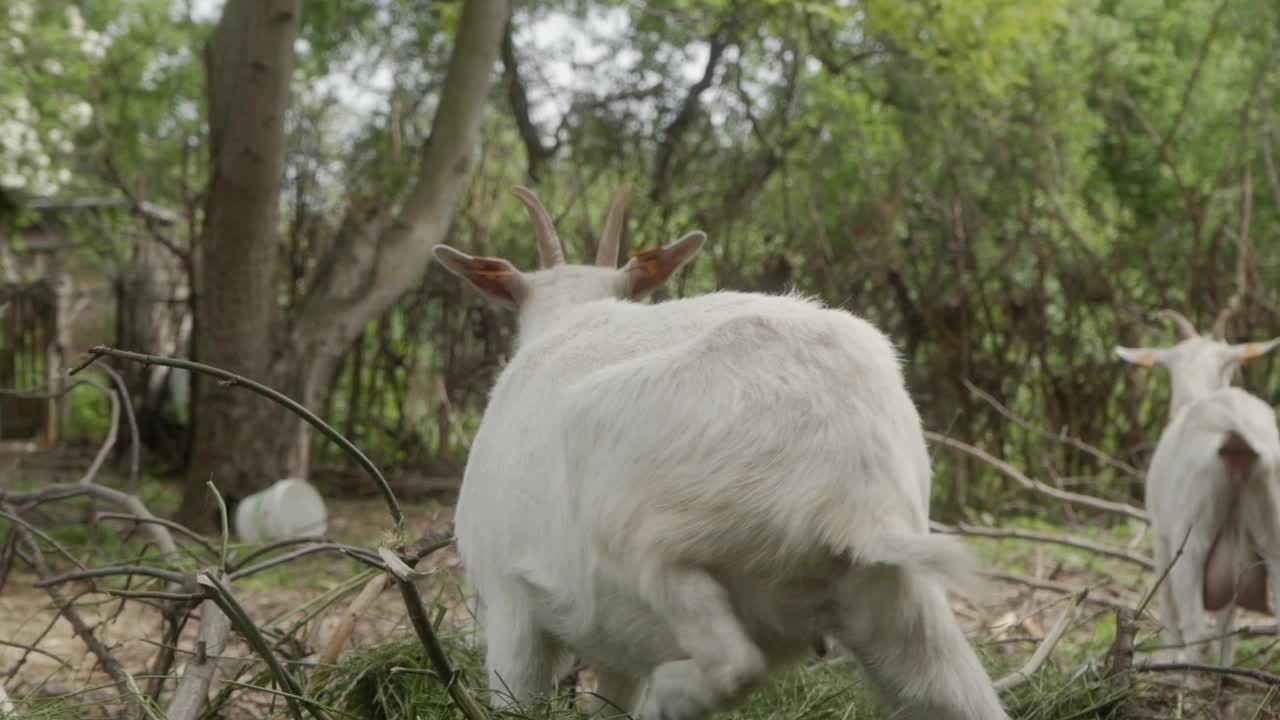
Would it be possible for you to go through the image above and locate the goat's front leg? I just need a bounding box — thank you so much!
[633,565,767,720]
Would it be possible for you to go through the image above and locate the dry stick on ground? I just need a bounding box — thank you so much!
[988,572,1135,612]
[71,345,404,532]
[924,432,1149,523]
[962,380,1142,480]
[1138,663,1280,687]
[166,599,233,720]
[931,521,1153,570]
[310,573,391,681]
[994,589,1089,692]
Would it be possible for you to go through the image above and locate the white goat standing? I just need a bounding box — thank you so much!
[1116,310,1280,665]
[433,186,1006,720]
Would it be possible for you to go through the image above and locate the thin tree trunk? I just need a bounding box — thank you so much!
[179,0,301,526]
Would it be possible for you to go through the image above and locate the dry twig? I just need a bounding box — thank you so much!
[932,521,1152,570]
[994,589,1089,692]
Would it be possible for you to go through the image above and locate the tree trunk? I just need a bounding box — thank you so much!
[180,0,508,524]
[179,0,301,527]
[274,0,508,486]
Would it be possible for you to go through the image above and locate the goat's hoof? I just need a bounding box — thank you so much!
[639,660,713,720]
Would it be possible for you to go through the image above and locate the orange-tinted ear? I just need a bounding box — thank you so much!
[621,231,706,299]
[1115,346,1170,368]
[1232,337,1280,366]
[432,245,527,308]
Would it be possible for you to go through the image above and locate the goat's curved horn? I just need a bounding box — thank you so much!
[512,186,564,267]
[595,185,631,268]
[1154,309,1199,340]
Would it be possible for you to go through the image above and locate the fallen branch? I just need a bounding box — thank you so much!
[925,432,1149,523]
[311,573,389,676]
[166,599,233,720]
[994,589,1089,692]
[932,521,1153,570]
[1137,662,1280,686]
[987,571,1134,612]
[1,483,178,556]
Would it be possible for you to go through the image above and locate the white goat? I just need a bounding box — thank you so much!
[1116,309,1280,665]
[433,186,1006,720]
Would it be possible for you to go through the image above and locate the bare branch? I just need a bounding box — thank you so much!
[1137,662,1280,686]
[12,523,147,719]
[932,522,1152,570]
[95,512,217,557]
[34,565,189,589]
[1212,166,1253,339]
[97,364,141,489]
[987,572,1133,612]
[924,432,1149,522]
[962,380,1141,479]
[0,483,178,556]
[500,17,556,182]
[72,345,403,533]
[650,24,733,204]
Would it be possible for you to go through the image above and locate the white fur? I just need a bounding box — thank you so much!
[446,258,1006,719]
[1117,335,1280,665]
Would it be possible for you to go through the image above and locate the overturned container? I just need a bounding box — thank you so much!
[234,478,328,543]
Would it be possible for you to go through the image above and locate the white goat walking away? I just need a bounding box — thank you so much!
[1116,309,1280,666]
[433,185,1007,720]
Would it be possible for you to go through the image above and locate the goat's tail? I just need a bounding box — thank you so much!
[853,532,989,600]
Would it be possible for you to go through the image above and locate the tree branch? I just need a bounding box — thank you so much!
[925,431,1149,522]
[650,24,734,204]
[501,17,556,182]
[72,345,403,532]
[932,521,1152,570]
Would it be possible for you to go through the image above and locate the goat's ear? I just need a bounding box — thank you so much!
[1228,337,1280,366]
[621,231,706,298]
[1115,345,1171,368]
[432,245,527,309]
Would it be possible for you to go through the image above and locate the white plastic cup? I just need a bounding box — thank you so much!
[234,478,328,543]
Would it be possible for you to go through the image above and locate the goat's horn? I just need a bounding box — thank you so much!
[595,184,631,268]
[1154,309,1199,340]
[512,186,564,267]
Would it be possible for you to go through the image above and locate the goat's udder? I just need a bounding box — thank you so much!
[1203,434,1270,614]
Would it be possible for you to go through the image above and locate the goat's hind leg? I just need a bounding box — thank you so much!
[633,564,767,720]
[482,592,566,710]
[834,565,1006,720]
